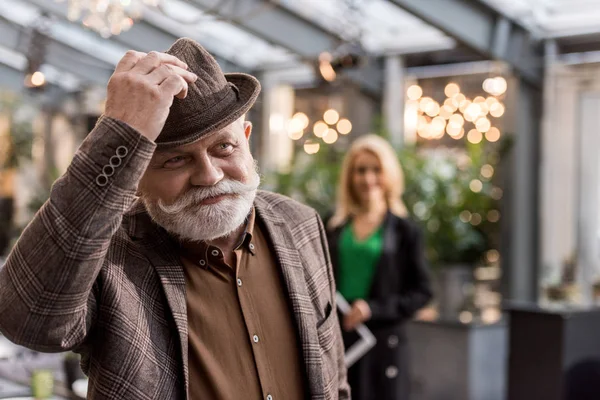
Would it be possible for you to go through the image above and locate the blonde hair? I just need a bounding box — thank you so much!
[328,134,408,229]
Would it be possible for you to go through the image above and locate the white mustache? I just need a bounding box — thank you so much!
[157,175,260,215]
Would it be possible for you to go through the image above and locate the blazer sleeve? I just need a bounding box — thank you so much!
[315,213,350,400]
[0,116,155,352]
[368,221,433,322]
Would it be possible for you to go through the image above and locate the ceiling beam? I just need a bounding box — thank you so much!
[388,0,543,86]
[0,60,33,92]
[188,0,342,59]
[191,1,384,95]
[118,17,243,73]
[22,0,245,74]
[0,16,112,86]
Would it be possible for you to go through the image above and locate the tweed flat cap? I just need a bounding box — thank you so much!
[156,38,261,147]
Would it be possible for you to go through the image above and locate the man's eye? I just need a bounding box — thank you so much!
[164,156,187,167]
[216,143,234,153]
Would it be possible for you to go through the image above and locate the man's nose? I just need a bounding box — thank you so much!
[189,156,224,187]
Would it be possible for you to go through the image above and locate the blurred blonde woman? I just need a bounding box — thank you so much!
[326,134,432,400]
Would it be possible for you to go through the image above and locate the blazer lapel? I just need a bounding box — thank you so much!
[125,202,189,398]
[254,195,326,397]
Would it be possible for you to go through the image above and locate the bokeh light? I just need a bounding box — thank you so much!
[323,109,340,125]
[407,85,423,100]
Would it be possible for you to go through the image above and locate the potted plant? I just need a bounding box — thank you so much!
[265,139,345,218]
[266,120,508,321]
[398,140,504,319]
[0,94,36,256]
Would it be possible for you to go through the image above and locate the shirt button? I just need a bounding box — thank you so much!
[253,335,259,343]
[249,243,255,250]
[199,260,206,266]
[211,249,219,257]
[388,335,399,348]
[237,278,242,287]
[266,395,273,400]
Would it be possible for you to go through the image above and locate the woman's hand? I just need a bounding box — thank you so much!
[343,299,372,331]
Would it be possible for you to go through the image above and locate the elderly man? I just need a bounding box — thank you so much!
[0,38,349,400]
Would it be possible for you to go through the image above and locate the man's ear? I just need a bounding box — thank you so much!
[243,121,252,140]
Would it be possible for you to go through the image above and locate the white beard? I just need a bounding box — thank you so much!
[142,170,260,242]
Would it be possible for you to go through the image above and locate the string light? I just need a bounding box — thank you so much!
[288,130,303,140]
[483,77,507,96]
[318,52,336,82]
[470,179,483,193]
[323,109,340,125]
[467,129,483,144]
[491,187,503,200]
[479,102,489,116]
[425,101,440,117]
[446,124,462,137]
[459,311,473,324]
[287,117,304,135]
[439,105,454,119]
[419,97,434,113]
[464,103,481,122]
[323,129,339,144]
[407,85,423,100]
[292,112,309,129]
[448,113,464,127]
[489,103,505,118]
[486,127,501,142]
[63,0,160,38]
[444,83,460,97]
[444,97,459,111]
[481,164,494,179]
[487,249,500,263]
[487,210,500,223]
[337,119,352,135]
[475,117,491,133]
[407,77,507,146]
[453,93,466,105]
[303,139,320,154]
[459,99,472,113]
[431,116,446,132]
[450,128,465,140]
[459,210,472,223]
[313,121,328,138]
[486,96,499,107]
[25,71,46,88]
[418,122,433,139]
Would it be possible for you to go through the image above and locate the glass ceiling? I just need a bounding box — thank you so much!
[483,0,600,38]
[279,0,456,54]
[145,0,298,68]
[0,0,600,91]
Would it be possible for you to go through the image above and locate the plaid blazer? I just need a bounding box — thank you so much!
[0,117,350,400]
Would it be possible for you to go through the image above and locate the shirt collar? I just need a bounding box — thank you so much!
[180,207,257,266]
[235,207,256,255]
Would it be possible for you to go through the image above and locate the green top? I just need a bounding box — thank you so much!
[337,224,384,301]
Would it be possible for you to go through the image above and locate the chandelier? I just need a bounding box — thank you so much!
[59,0,161,38]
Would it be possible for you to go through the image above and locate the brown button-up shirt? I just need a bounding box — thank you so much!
[180,208,307,400]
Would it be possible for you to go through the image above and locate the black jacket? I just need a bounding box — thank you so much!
[326,211,433,400]
[327,211,432,324]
